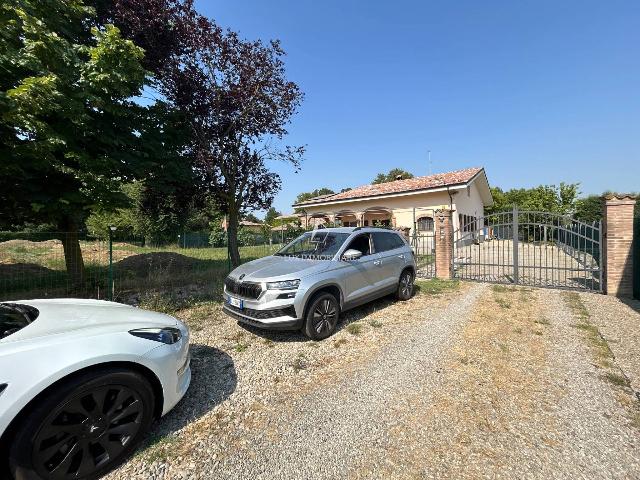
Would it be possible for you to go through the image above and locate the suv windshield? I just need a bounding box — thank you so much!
[275,231,350,260]
[1,303,39,340]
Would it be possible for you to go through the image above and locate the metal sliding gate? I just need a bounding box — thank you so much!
[410,208,436,278]
[453,207,602,292]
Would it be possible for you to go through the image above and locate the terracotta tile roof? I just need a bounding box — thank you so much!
[294,167,484,206]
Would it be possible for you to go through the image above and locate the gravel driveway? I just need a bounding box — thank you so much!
[105,282,640,480]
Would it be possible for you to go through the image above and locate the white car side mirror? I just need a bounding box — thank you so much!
[342,249,363,261]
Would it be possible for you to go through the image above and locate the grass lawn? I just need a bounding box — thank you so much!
[0,238,283,301]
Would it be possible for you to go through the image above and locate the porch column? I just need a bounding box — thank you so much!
[355,211,365,227]
[603,194,636,297]
[434,208,453,280]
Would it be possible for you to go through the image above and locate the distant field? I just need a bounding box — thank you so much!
[0,238,281,302]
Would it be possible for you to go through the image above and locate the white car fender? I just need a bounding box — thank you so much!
[0,332,158,439]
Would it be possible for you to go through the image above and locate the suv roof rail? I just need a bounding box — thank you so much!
[352,226,363,231]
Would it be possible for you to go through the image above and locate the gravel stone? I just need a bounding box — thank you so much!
[105,284,640,480]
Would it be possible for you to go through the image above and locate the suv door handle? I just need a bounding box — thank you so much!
[373,260,382,266]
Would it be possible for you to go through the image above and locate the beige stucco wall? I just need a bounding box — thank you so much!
[453,181,485,229]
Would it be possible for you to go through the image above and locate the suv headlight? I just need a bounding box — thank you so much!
[129,327,182,344]
[266,279,300,290]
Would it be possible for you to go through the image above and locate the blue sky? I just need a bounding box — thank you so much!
[198,0,639,214]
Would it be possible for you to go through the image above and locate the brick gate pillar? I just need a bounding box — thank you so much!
[603,194,636,297]
[434,208,453,280]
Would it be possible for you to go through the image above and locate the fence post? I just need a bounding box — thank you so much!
[512,205,519,284]
[107,226,114,301]
[434,208,453,280]
[602,194,636,297]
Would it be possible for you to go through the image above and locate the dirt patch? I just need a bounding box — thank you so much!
[365,286,561,479]
[115,252,199,276]
[0,238,63,249]
[0,263,57,276]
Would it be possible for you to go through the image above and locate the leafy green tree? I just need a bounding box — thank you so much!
[85,183,147,239]
[295,188,335,204]
[264,207,281,225]
[486,183,580,215]
[87,183,221,245]
[574,195,603,224]
[0,0,151,282]
[209,219,227,248]
[243,213,262,224]
[372,168,414,184]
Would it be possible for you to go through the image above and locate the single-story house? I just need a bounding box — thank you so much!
[292,167,493,235]
[221,218,264,233]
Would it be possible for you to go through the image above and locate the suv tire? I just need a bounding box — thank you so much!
[396,269,414,300]
[303,292,340,340]
[8,367,155,480]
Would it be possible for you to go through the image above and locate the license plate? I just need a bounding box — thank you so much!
[227,295,243,309]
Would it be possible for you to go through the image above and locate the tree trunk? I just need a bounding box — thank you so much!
[60,218,86,287]
[227,208,241,268]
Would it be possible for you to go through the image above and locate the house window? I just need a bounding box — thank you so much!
[461,214,477,232]
[416,216,434,232]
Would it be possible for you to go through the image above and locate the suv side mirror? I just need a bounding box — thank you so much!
[342,249,363,261]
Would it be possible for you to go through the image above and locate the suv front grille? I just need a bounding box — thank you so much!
[224,303,296,320]
[224,277,262,299]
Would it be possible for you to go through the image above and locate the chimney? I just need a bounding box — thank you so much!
[395,174,403,180]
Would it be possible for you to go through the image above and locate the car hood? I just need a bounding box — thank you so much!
[230,255,332,281]
[1,298,178,343]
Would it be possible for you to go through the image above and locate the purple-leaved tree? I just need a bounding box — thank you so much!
[162,14,304,266]
[107,0,304,266]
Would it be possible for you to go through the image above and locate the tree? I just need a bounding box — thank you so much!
[160,15,305,267]
[95,0,187,75]
[264,207,281,225]
[372,168,414,184]
[295,188,335,204]
[244,213,261,224]
[0,0,151,282]
[574,195,603,224]
[485,183,580,215]
[99,1,206,243]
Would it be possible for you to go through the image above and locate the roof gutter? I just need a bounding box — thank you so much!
[447,186,453,210]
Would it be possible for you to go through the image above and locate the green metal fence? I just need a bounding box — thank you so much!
[0,231,298,303]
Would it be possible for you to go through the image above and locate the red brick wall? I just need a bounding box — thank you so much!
[603,195,636,297]
[435,209,453,280]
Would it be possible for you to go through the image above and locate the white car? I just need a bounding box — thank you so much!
[0,299,191,480]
